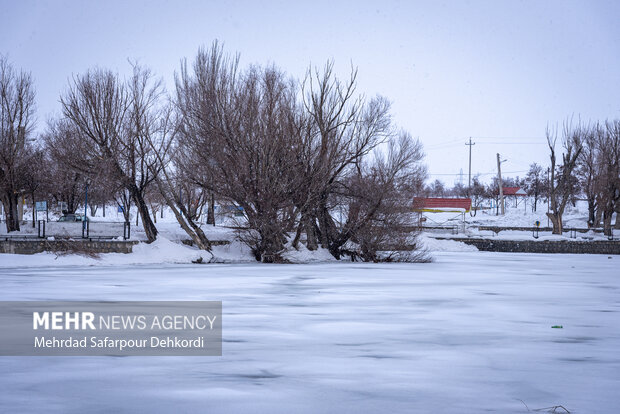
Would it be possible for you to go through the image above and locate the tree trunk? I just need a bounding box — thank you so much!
[3,193,21,232]
[594,207,602,228]
[131,186,158,243]
[317,199,337,249]
[252,211,287,262]
[304,215,318,251]
[603,210,613,236]
[31,193,36,228]
[546,212,562,235]
[207,193,215,225]
[587,198,596,228]
[291,221,303,249]
[152,177,211,251]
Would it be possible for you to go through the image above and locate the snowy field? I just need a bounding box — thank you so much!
[1,252,618,413]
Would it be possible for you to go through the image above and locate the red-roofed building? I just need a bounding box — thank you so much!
[501,187,527,196]
[413,197,472,213]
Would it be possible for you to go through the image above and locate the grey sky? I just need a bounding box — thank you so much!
[2,0,619,185]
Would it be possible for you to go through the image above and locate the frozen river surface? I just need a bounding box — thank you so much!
[0,252,619,413]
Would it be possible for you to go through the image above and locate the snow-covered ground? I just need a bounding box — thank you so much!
[5,199,616,246]
[420,200,620,241]
[423,199,601,229]
[1,252,618,413]
[1,205,243,242]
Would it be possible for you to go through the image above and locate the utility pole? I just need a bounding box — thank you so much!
[547,167,550,227]
[497,153,505,215]
[465,137,475,194]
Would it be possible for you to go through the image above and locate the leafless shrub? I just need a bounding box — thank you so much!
[330,132,427,261]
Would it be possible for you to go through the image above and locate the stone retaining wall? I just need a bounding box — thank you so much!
[0,240,138,255]
[475,225,606,234]
[438,237,620,255]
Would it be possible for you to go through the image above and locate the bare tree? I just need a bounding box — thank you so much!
[60,67,161,242]
[468,176,486,216]
[426,180,446,197]
[174,44,428,261]
[597,120,620,234]
[334,132,427,261]
[176,46,301,261]
[449,182,467,198]
[297,61,392,255]
[546,122,583,234]
[524,163,545,212]
[141,67,213,251]
[0,57,36,232]
[43,119,91,214]
[576,123,602,226]
[21,148,46,226]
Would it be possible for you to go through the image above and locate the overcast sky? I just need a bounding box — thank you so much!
[2,0,619,185]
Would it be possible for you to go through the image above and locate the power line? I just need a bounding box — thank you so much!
[424,136,547,151]
[472,136,547,140]
[476,141,547,145]
[427,169,527,177]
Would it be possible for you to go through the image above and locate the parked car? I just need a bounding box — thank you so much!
[57,214,88,222]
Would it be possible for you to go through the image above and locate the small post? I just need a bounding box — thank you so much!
[37,220,46,238]
[82,220,89,239]
[84,182,88,223]
[123,221,131,240]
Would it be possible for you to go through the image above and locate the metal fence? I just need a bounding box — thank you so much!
[1,220,130,241]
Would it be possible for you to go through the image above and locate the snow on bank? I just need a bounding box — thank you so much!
[419,234,478,252]
[282,242,336,263]
[0,235,469,268]
[0,237,208,268]
[0,237,336,267]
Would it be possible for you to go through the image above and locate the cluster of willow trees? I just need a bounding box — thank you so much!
[546,119,620,235]
[1,44,427,262]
